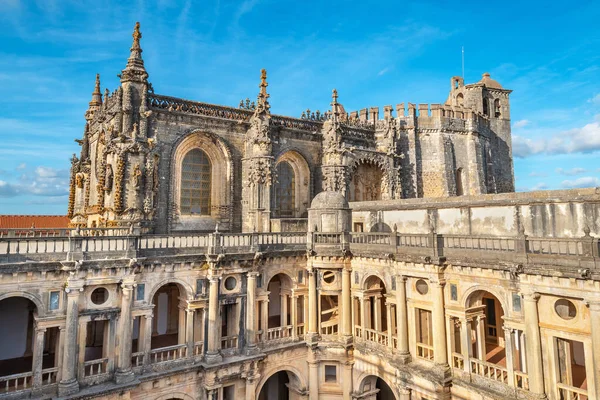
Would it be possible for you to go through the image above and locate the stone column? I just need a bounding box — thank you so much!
[291,294,298,340]
[460,317,472,373]
[143,313,153,367]
[432,280,448,365]
[261,300,269,340]
[58,286,82,396]
[307,269,318,338]
[56,326,66,382]
[115,281,134,383]
[245,374,259,400]
[587,301,600,400]
[396,276,409,358]
[178,305,186,344]
[523,292,545,396]
[186,309,194,356]
[341,267,352,338]
[282,293,288,326]
[386,303,393,349]
[246,272,258,350]
[360,297,367,340]
[503,326,516,387]
[31,326,46,391]
[476,315,486,360]
[206,276,223,363]
[373,296,382,332]
[398,387,412,400]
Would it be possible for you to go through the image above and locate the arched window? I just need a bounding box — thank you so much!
[180,149,211,215]
[273,161,295,217]
[494,98,501,118]
[456,93,464,107]
[483,99,489,116]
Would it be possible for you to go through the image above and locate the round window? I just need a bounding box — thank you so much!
[323,271,336,284]
[554,299,577,320]
[91,288,108,305]
[224,277,237,291]
[415,279,429,295]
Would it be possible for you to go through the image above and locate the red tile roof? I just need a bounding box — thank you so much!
[0,215,70,229]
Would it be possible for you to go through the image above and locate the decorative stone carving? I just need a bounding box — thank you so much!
[132,163,142,190]
[104,165,114,192]
[247,158,274,186]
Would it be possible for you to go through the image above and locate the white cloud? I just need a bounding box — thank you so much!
[532,183,548,190]
[556,167,586,176]
[513,119,600,157]
[378,67,390,76]
[528,171,547,177]
[513,119,530,129]
[560,177,600,189]
[0,166,69,197]
[16,163,26,170]
[589,93,600,105]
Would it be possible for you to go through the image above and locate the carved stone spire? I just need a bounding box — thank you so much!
[331,88,340,122]
[121,22,148,83]
[89,74,102,108]
[255,69,270,115]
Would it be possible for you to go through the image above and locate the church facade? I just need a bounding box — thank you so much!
[0,23,599,400]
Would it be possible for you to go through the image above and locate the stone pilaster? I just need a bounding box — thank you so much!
[341,266,352,339]
[432,280,448,365]
[307,268,318,341]
[31,326,46,392]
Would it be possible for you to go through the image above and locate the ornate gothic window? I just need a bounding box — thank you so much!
[180,149,211,215]
[273,161,295,217]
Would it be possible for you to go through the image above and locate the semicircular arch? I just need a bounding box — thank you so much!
[361,274,388,292]
[169,130,234,229]
[0,291,44,317]
[255,365,307,397]
[147,278,194,302]
[354,372,398,400]
[153,392,195,400]
[461,285,508,313]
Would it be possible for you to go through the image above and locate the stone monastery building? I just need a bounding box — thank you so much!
[0,22,599,400]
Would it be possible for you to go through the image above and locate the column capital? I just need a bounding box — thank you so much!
[430,278,446,287]
[35,326,47,334]
[584,300,600,311]
[208,276,220,284]
[64,286,84,295]
[247,271,260,278]
[396,274,407,283]
[523,292,540,302]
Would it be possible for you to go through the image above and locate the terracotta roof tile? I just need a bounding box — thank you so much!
[0,215,70,229]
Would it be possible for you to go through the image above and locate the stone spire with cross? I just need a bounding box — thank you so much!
[121,22,148,83]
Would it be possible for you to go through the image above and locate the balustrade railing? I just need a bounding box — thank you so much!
[296,324,305,337]
[221,335,238,350]
[469,358,508,384]
[193,341,204,357]
[149,344,188,364]
[41,367,58,385]
[321,324,338,336]
[416,343,434,361]
[557,383,588,400]
[514,371,529,390]
[452,352,464,369]
[83,358,109,377]
[0,371,32,393]
[131,352,145,368]
[354,325,363,337]
[313,233,341,244]
[363,328,389,346]
[443,235,514,252]
[266,325,293,340]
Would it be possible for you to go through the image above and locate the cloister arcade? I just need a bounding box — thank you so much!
[357,375,397,400]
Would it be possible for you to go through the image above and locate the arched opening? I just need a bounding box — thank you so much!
[180,149,211,216]
[151,283,184,349]
[354,276,392,345]
[349,162,384,202]
[272,161,295,218]
[483,99,489,116]
[265,274,295,340]
[0,296,59,388]
[494,98,501,118]
[455,168,464,196]
[358,375,397,400]
[456,93,464,107]
[258,370,303,400]
[454,290,528,384]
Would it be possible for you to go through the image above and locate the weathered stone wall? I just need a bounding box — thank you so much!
[352,188,600,237]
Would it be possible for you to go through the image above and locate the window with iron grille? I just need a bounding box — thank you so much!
[181,149,211,215]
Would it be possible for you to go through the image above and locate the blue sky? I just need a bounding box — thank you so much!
[0,0,599,215]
